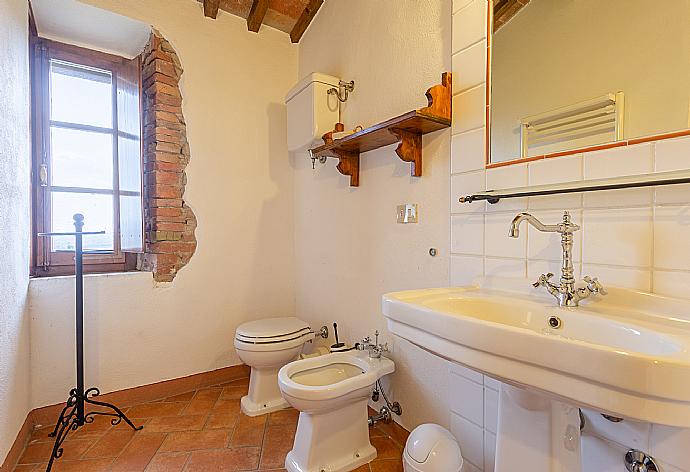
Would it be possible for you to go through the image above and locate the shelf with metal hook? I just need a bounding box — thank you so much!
[309,72,452,187]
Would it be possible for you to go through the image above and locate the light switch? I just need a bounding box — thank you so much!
[397,204,418,223]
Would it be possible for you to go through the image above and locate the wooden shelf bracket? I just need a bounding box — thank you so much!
[335,151,360,187]
[310,72,452,187]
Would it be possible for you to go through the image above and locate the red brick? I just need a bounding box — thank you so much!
[152,222,185,232]
[150,185,182,199]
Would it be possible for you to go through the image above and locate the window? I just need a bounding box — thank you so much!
[31,40,143,276]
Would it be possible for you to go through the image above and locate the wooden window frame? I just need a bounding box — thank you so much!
[31,39,143,277]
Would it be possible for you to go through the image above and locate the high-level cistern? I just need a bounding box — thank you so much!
[509,211,607,307]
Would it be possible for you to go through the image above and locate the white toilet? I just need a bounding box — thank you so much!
[278,350,395,472]
[234,317,315,416]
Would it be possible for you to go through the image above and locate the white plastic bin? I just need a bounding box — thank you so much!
[403,423,463,472]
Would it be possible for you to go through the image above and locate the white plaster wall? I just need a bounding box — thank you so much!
[452,0,690,470]
[295,0,453,431]
[28,0,299,409]
[0,0,32,463]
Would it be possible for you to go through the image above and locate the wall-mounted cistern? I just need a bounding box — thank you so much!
[509,211,607,307]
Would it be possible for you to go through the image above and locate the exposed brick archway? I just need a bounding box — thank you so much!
[140,31,197,282]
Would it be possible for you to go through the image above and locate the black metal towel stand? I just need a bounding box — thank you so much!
[38,214,142,472]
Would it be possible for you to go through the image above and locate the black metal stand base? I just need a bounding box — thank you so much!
[46,387,142,471]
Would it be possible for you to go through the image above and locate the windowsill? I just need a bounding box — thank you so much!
[29,270,151,283]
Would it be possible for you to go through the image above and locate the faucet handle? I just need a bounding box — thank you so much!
[583,276,607,295]
[533,272,554,288]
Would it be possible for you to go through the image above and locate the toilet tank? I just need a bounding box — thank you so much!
[286,73,341,152]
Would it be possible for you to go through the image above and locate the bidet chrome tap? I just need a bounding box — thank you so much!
[509,211,607,307]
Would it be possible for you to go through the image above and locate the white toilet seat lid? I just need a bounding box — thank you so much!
[236,317,311,343]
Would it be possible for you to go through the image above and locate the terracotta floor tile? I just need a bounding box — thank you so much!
[109,432,166,471]
[221,378,249,388]
[18,439,91,464]
[41,458,114,471]
[219,386,246,400]
[267,409,299,426]
[370,436,403,461]
[10,377,407,472]
[352,465,372,472]
[229,415,266,447]
[82,429,136,458]
[258,423,296,470]
[28,425,56,444]
[369,459,403,472]
[146,415,207,433]
[145,452,190,471]
[212,398,241,414]
[164,391,196,402]
[11,465,39,471]
[127,401,188,418]
[184,447,260,471]
[204,412,239,430]
[159,430,229,453]
[183,388,222,415]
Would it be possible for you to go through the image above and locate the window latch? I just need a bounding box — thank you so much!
[39,163,48,187]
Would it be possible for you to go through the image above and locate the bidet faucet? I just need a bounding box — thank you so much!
[509,211,607,307]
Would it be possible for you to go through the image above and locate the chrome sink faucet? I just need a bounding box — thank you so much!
[509,211,607,307]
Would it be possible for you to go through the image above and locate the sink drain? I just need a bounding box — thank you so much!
[548,316,562,329]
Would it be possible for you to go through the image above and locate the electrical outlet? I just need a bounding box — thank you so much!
[396,204,418,223]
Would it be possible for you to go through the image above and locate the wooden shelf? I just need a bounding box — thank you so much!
[310,72,452,187]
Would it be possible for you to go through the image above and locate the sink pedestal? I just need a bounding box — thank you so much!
[496,384,582,472]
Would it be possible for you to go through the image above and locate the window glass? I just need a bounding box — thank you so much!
[49,60,113,128]
[51,192,114,251]
[50,127,113,189]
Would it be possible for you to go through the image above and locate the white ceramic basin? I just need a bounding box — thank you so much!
[382,277,690,427]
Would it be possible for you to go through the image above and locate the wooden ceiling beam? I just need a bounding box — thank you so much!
[247,0,269,32]
[290,0,323,43]
[203,0,220,19]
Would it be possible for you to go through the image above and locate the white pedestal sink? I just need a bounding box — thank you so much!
[382,277,690,471]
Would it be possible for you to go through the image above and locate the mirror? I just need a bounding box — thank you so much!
[489,0,690,164]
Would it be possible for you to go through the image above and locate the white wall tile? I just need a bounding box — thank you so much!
[453,84,486,135]
[484,376,500,391]
[451,171,486,214]
[484,257,526,278]
[653,134,690,203]
[462,460,482,472]
[655,136,690,172]
[654,206,690,271]
[528,155,583,210]
[452,0,487,54]
[485,164,528,212]
[650,424,690,470]
[581,264,651,292]
[581,435,630,472]
[485,213,526,258]
[450,362,484,384]
[451,412,484,469]
[528,260,581,283]
[450,372,485,426]
[451,214,484,255]
[652,270,690,300]
[453,0,474,14]
[453,40,487,94]
[583,144,654,207]
[484,431,496,472]
[452,128,486,174]
[582,207,653,267]
[484,388,498,434]
[451,255,484,287]
[527,209,582,262]
[582,409,650,451]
